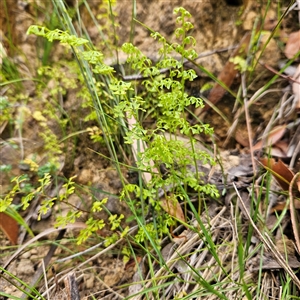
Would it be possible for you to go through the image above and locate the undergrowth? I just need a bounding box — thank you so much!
[1,0,299,299]
[0,3,221,298]
[6,6,219,248]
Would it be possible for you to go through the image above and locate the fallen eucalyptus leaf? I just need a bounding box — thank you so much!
[0,212,18,245]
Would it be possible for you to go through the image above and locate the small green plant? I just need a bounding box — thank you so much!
[25,6,219,248]
[2,1,299,299]
[230,56,253,73]
[112,7,219,243]
[0,173,76,219]
[0,96,14,123]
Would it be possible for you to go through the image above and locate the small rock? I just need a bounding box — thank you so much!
[84,273,95,289]
[106,196,122,215]
[4,287,14,295]
[103,262,124,286]
[106,169,123,190]
[4,286,23,299]
[109,178,123,190]
[30,255,39,261]
[17,259,35,276]
[21,251,31,259]
[242,10,257,31]
[106,169,118,180]
[77,168,93,184]
[30,249,39,255]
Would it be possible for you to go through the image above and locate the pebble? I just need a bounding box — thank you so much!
[85,273,95,289]
[4,287,23,299]
[21,251,31,259]
[30,255,39,261]
[30,248,38,255]
[106,169,123,190]
[17,259,35,276]
[105,196,122,215]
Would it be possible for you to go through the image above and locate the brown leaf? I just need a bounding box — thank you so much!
[160,194,185,222]
[272,199,300,212]
[284,30,300,59]
[206,60,238,109]
[272,141,289,157]
[259,158,300,211]
[252,125,286,151]
[269,202,288,212]
[266,146,286,158]
[259,158,295,191]
[235,128,250,147]
[125,256,142,271]
[0,212,19,245]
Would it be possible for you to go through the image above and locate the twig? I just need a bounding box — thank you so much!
[289,140,300,169]
[42,259,50,300]
[262,63,300,84]
[126,112,157,184]
[64,272,80,300]
[122,45,238,81]
[55,240,105,263]
[288,172,300,253]
[241,73,257,176]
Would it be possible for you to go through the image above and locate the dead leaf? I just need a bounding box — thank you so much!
[194,31,254,116]
[205,60,238,110]
[284,30,300,59]
[160,194,185,222]
[235,128,250,147]
[272,140,289,157]
[269,202,288,212]
[259,158,295,191]
[125,256,142,271]
[259,158,300,211]
[252,125,286,151]
[0,212,19,245]
[272,200,300,213]
[267,146,286,158]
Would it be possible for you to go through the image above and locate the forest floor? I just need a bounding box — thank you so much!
[1,0,300,299]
